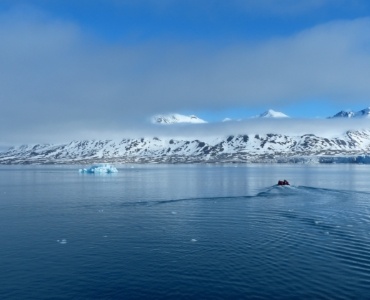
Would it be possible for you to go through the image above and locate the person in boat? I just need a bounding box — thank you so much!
[278,180,290,186]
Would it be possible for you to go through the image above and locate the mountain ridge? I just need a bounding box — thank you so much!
[2,130,370,164]
[330,107,370,119]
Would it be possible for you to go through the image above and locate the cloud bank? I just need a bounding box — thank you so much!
[1,7,370,146]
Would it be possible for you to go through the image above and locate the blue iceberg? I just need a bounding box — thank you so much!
[79,163,118,174]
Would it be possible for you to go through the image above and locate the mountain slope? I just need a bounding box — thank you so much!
[2,130,370,164]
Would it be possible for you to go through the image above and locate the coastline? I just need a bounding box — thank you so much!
[1,154,370,165]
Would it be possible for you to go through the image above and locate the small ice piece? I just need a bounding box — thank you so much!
[171,211,177,215]
[57,239,67,244]
[79,163,118,174]
[191,239,197,242]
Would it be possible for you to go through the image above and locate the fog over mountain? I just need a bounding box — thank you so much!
[256,110,289,118]
[2,109,370,148]
[1,4,370,148]
[2,114,370,164]
[151,114,207,124]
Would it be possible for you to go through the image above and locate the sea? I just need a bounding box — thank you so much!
[1,164,370,299]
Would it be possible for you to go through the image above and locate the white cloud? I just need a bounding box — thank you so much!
[142,118,370,140]
[1,8,370,146]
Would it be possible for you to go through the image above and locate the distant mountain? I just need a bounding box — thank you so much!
[330,107,370,119]
[152,114,207,124]
[257,109,289,118]
[4,108,370,164]
[355,107,370,118]
[2,130,370,164]
[330,111,355,118]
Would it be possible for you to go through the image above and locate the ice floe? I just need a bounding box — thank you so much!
[79,163,118,174]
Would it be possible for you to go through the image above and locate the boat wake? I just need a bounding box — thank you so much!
[78,184,370,211]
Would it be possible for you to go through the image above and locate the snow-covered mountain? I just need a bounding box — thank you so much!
[152,114,207,124]
[2,130,370,164]
[257,109,289,118]
[330,107,370,119]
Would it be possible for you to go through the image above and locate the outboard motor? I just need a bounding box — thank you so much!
[278,180,290,186]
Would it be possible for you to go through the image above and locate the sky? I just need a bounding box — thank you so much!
[1,0,370,148]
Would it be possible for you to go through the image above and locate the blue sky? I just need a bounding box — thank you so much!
[1,0,370,146]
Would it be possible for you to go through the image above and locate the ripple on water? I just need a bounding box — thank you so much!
[2,181,370,299]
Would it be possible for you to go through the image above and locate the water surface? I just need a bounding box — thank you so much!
[1,164,370,299]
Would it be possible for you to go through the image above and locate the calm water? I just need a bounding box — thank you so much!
[1,164,370,299]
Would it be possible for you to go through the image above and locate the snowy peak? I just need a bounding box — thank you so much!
[330,107,370,119]
[152,114,207,124]
[258,109,289,118]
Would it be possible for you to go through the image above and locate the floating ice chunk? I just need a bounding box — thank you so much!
[57,239,67,244]
[79,163,118,174]
[191,239,197,242]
